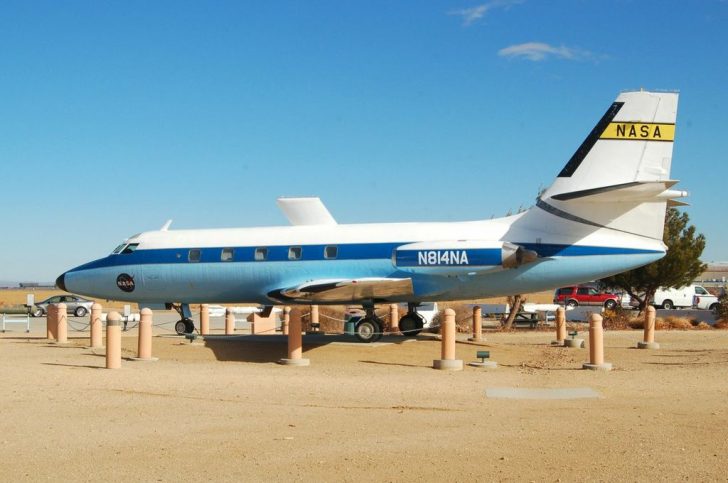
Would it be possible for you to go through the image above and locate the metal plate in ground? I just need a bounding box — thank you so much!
[485,387,601,400]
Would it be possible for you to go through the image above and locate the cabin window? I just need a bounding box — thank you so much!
[221,248,234,262]
[122,243,139,254]
[188,249,201,262]
[255,248,268,261]
[695,286,708,295]
[112,244,126,254]
[324,245,338,259]
[288,246,302,260]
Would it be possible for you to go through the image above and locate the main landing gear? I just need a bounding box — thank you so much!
[398,303,424,337]
[171,303,195,335]
[353,303,425,343]
[354,307,384,343]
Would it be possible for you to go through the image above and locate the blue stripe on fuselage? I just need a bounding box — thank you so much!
[67,242,663,273]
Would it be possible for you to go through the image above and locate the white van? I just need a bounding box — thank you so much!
[652,284,718,311]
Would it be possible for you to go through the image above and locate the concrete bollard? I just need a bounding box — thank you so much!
[282,306,290,335]
[638,306,660,349]
[389,304,399,334]
[56,303,68,344]
[433,308,463,370]
[468,306,482,342]
[46,304,58,341]
[225,309,235,335]
[90,303,103,348]
[199,304,210,336]
[552,307,566,346]
[133,308,157,361]
[106,311,122,369]
[583,313,612,371]
[278,306,310,366]
[310,305,319,332]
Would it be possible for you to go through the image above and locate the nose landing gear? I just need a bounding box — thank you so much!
[171,303,196,335]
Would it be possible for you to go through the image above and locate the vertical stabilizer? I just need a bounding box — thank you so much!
[536,90,681,240]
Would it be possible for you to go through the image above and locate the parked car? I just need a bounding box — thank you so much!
[32,295,94,317]
[553,285,620,310]
[651,284,719,311]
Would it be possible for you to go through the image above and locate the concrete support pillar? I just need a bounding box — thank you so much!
[56,303,68,344]
[133,308,156,361]
[583,313,612,371]
[278,306,310,366]
[552,307,566,345]
[199,304,210,336]
[225,309,235,335]
[310,305,319,332]
[282,306,290,335]
[106,311,122,369]
[638,306,660,349]
[90,303,103,348]
[469,306,482,342]
[389,304,399,333]
[46,304,57,341]
[433,308,463,370]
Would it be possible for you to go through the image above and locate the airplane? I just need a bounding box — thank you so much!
[56,90,686,342]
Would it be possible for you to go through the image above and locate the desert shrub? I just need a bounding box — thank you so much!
[657,316,693,330]
[715,319,728,329]
[602,307,633,330]
[693,321,712,330]
[430,303,474,333]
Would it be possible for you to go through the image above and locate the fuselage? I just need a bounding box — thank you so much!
[59,211,666,306]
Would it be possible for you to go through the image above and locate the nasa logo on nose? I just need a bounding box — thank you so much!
[116,273,135,292]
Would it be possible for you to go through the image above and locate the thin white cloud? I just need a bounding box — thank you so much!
[449,0,524,26]
[497,42,595,61]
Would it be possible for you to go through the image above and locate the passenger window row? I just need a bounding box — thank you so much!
[186,246,339,262]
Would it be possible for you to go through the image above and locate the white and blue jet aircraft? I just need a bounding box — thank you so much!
[57,90,686,341]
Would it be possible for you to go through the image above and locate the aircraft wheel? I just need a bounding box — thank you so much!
[175,320,192,335]
[399,313,423,337]
[355,318,381,343]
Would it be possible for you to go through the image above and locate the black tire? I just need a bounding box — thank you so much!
[710,303,719,315]
[355,318,381,343]
[175,320,189,335]
[184,319,195,333]
[604,300,617,311]
[399,313,424,337]
[32,307,44,317]
[661,300,674,310]
[75,306,88,317]
[566,299,578,308]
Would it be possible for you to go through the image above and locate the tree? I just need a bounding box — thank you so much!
[599,208,706,311]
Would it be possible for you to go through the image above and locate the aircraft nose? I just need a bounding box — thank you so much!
[56,273,67,292]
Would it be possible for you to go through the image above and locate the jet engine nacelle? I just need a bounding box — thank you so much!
[393,240,538,275]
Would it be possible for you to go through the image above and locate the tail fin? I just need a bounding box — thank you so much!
[537,90,684,240]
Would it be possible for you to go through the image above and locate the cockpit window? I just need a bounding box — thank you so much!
[112,244,126,254]
[122,243,139,254]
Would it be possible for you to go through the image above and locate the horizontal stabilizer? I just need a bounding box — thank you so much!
[268,278,413,303]
[550,181,687,204]
[277,197,337,226]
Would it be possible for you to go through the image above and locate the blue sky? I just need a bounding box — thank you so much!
[1,0,726,282]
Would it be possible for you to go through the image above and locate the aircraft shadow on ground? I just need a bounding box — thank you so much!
[201,334,419,363]
[203,335,327,363]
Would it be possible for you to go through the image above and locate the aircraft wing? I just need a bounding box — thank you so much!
[268,278,413,303]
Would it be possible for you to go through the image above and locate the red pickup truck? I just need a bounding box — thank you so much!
[553,285,620,310]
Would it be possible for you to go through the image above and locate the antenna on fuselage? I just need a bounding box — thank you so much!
[160,219,173,231]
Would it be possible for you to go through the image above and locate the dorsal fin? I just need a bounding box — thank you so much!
[276,197,337,226]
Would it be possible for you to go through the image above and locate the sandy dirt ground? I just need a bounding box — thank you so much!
[2,322,728,482]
